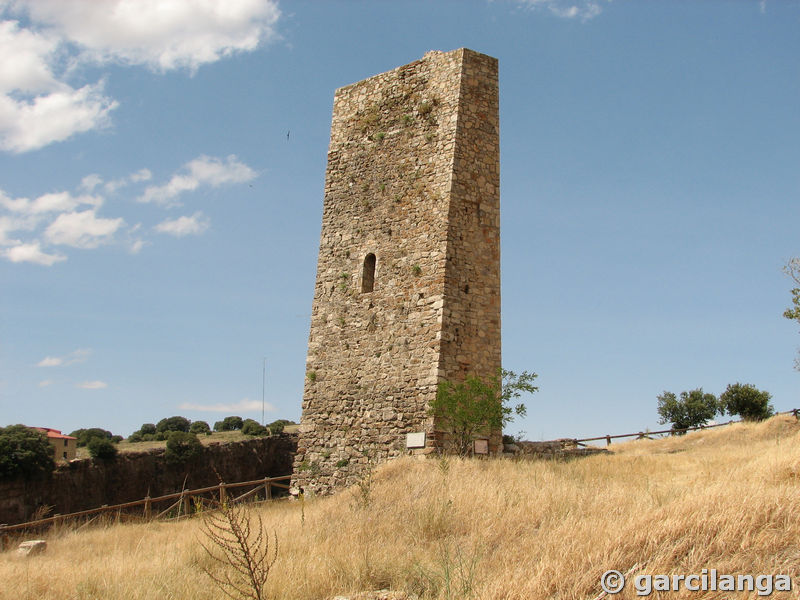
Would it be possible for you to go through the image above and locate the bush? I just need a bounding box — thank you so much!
[0,425,55,480]
[88,437,118,460]
[190,420,212,435]
[156,416,191,433]
[213,416,244,432]
[127,432,143,443]
[139,423,157,435]
[241,419,267,436]
[719,383,774,421]
[267,419,295,435]
[165,431,203,465]
[657,388,719,432]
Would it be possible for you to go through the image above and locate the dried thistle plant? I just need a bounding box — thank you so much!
[199,502,278,600]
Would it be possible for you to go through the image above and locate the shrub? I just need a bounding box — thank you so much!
[242,419,267,436]
[156,416,191,433]
[165,431,203,465]
[0,425,55,480]
[88,437,118,460]
[657,388,719,432]
[190,420,212,435]
[719,383,774,421]
[139,423,157,435]
[267,419,295,435]
[127,432,143,443]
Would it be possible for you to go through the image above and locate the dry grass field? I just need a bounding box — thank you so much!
[2,415,799,599]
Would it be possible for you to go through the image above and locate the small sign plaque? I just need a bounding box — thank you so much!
[406,432,426,448]
[473,439,489,455]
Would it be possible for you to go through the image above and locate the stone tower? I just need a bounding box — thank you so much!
[293,48,500,495]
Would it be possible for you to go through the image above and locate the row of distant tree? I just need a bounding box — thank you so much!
[127,416,296,442]
[657,382,774,432]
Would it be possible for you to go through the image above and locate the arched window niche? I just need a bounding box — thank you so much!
[361,253,376,293]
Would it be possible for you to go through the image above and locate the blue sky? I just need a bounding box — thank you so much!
[1,0,798,440]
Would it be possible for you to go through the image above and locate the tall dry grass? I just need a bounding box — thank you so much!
[2,416,799,599]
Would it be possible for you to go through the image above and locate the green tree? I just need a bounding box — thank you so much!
[88,437,118,460]
[69,427,114,447]
[156,416,191,434]
[267,419,294,435]
[657,388,719,432]
[784,258,800,369]
[242,419,267,436]
[139,423,157,435]
[214,416,244,432]
[719,383,774,421]
[0,425,55,480]
[165,431,203,465]
[428,369,537,455]
[190,420,212,435]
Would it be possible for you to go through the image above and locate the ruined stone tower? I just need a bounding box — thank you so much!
[293,48,500,495]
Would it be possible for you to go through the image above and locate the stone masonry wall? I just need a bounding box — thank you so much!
[0,435,296,526]
[294,49,500,495]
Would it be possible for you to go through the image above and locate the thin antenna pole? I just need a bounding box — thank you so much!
[262,358,266,426]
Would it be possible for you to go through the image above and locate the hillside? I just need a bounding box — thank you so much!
[2,415,799,599]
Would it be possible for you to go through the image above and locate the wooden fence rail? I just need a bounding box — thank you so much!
[575,408,799,447]
[0,474,292,544]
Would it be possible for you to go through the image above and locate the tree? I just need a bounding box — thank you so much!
[0,425,55,480]
[190,420,212,435]
[241,419,267,436]
[156,416,191,434]
[69,427,114,447]
[428,368,537,455]
[88,437,118,460]
[139,423,157,435]
[657,388,719,432]
[783,258,800,369]
[719,383,774,421]
[267,419,294,435]
[214,416,244,432]
[165,431,203,465]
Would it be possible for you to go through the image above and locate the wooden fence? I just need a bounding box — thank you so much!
[0,474,291,548]
[575,408,800,447]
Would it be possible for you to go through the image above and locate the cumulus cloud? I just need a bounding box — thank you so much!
[15,0,281,72]
[178,398,275,413]
[0,0,281,152]
[517,0,607,20]
[44,209,124,248]
[139,155,256,205]
[4,241,66,265]
[77,380,107,389]
[37,348,91,367]
[154,212,210,237]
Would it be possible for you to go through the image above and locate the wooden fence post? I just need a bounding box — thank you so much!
[606,435,611,446]
[265,477,272,501]
[219,483,227,506]
[182,494,191,517]
[144,496,151,521]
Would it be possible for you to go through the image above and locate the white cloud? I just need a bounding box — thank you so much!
[104,167,153,193]
[0,1,280,152]
[44,209,124,248]
[14,0,281,72]
[517,0,606,20]
[178,398,275,413]
[139,155,256,205]
[38,379,54,387]
[4,241,66,265]
[80,174,103,191]
[77,380,107,390]
[154,212,210,237]
[37,348,91,367]
[0,190,103,215]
